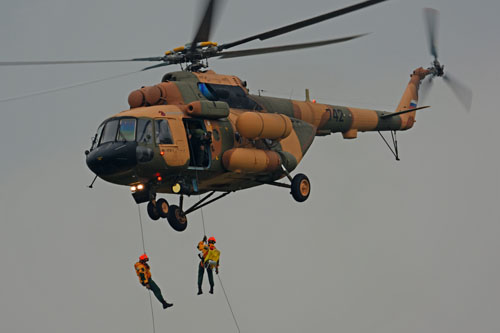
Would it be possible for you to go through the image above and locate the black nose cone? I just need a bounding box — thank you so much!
[86,142,138,176]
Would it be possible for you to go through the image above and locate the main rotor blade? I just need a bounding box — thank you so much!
[443,73,473,111]
[141,62,174,71]
[0,57,165,66]
[191,0,222,47]
[0,70,140,103]
[219,0,387,50]
[424,8,439,59]
[218,34,367,59]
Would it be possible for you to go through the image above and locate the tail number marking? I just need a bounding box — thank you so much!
[326,108,344,122]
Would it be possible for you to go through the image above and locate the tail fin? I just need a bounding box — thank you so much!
[396,67,428,130]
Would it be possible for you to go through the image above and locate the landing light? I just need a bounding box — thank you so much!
[172,183,181,193]
[130,185,137,192]
[137,184,144,190]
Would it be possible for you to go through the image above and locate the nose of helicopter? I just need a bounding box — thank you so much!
[86,142,139,176]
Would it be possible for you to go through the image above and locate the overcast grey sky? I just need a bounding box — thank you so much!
[1,0,499,332]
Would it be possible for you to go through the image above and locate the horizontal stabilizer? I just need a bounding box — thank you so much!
[380,105,430,119]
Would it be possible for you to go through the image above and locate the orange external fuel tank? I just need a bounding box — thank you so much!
[222,148,281,173]
[236,112,292,140]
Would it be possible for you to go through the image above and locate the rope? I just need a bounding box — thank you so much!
[194,168,207,236]
[147,293,156,333]
[137,205,146,253]
[193,176,240,332]
[187,126,239,331]
[200,201,207,236]
[137,205,156,333]
[218,274,241,333]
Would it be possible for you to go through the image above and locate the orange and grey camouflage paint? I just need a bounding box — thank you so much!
[96,67,427,194]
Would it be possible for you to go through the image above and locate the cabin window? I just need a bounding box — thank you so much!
[137,118,154,144]
[100,119,119,144]
[117,118,136,142]
[197,83,262,110]
[155,119,173,144]
[198,83,217,101]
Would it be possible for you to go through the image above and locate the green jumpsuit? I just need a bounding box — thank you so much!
[134,261,168,306]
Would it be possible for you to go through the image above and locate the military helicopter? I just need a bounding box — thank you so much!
[1,1,471,231]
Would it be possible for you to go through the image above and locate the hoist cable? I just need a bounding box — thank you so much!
[137,205,156,333]
[137,205,147,253]
[194,168,207,236]
[218,274,241,333]
[188,129,239,332]
[193,173,239,332]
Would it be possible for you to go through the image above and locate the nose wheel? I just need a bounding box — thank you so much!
[147,201,160,221]
[146,198,188,232]
[166,205,188,232]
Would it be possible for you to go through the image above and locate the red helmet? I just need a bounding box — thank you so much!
[139,253,148,261]
[208,237,216,243]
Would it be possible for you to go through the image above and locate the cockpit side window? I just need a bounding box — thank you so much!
[137,118,154,144]
[117,118,136,142]
[100,119,119,144]
[92,124,104,150]
[155,119,173,144]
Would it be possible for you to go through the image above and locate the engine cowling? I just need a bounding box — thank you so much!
[236,112,292,140]
[222,148,281,173]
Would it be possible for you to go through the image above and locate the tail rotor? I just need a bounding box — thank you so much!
[421,8,472,111]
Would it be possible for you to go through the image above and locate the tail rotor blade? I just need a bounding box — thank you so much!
[419,75,433,103]
[424,8,439,59]
[443,73,473,111]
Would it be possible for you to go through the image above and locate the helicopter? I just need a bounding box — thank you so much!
[0,1,471,232]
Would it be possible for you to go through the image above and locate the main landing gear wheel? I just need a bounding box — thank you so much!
[291,173,311,202]
[167,205,188,232]
[156,198,169,218]
[147,201,160,220]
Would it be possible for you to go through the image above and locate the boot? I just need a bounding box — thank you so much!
[209,286,214,294]
[197,287,203,295]
[162,301,173,309]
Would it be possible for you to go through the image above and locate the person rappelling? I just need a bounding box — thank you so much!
[197,236,220,295]
[134,253,173,309]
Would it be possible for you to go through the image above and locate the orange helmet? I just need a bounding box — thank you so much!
[208,237,216,243]
[139,253,148,261]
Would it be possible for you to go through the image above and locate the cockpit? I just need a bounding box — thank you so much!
[90,117,173,150]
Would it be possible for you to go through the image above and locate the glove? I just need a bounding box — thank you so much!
[203,235,207,242]
[216,268,219,275]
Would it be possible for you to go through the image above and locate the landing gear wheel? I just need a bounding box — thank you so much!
[291,173,311,202]
[147,201,160,221]
[167,205,188,232]
[156,198,169,218]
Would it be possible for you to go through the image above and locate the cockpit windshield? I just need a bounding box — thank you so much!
[117,118,136,142]
[93,117,138,148]
[100,119,119,144]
